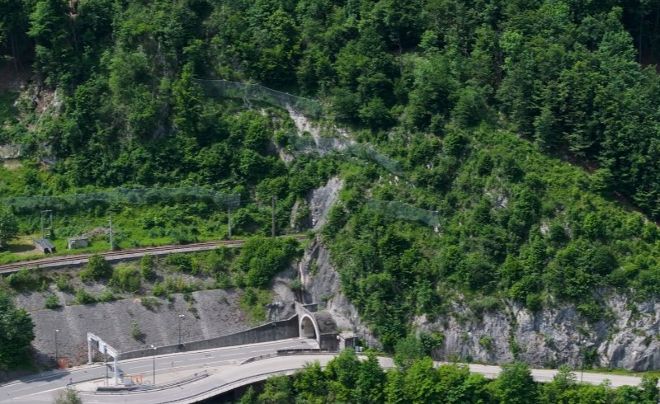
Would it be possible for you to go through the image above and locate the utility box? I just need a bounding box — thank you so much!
[67,236,90,250]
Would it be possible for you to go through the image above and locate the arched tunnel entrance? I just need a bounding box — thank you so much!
[300,314,319,340]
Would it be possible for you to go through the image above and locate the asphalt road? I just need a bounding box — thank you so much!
[0,338,317,403]
[1,341,648,403]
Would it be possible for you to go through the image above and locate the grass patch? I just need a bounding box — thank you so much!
[239,287,272,323]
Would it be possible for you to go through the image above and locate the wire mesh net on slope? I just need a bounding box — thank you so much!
[199,80,404,176]
[367,199,440,228]
[3,187,241,214]
[197,79,323,118]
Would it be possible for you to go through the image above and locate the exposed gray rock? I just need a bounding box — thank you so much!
[0,144,21,160]
[415,295,659,371]
[287,107,354,155]
[299,237,379,349]
[309,176,342,230]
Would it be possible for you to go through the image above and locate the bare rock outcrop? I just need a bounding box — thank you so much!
[415,295,658,371]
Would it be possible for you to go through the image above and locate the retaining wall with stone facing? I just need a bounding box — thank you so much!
[119,315,300,360]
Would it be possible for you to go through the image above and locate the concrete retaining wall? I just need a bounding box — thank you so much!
[120,315,300,360]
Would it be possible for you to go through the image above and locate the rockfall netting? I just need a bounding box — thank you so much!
[3,187,241,214]
[197,79,323,118]
[367,199,440,229]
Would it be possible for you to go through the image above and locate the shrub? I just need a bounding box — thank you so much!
[234,237,301,288]
[110,265,142,292]
[55,274,74,293]
[141,296,162,311]
[131,320,145,341]
[165,254,195,273]
[80,255,112,282]
[419,332,444,356]
[74,289,96,305]
[44,294,61,309]
[97,290,116,303]
[239,288,271,322]
[152,281,166,297]
[152,276,194,297]
[140,255,157,281]
[479,335,494,351]
[6,269,42,292]
[54,387,82,404]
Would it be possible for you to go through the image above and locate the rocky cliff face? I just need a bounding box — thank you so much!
[300,232,658,370]
[298,236,380,348]
[415,295,658,371]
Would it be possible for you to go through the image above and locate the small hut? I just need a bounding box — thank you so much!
[34,238,56,254]
[67,236,89,250]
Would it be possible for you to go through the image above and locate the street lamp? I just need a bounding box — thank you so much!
[54,329,60,365]
[580,338,587,383]
[150,345,157,385]
[178,314,185,346]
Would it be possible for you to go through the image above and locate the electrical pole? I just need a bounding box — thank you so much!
[41,210,53,239]
[227,207,232,239]
[271,196,277,238]
[108,218,114,251]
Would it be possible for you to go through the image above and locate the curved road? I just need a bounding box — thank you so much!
[0,338,318,403]
[1,343,646,403]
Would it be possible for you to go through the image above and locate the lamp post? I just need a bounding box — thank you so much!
[54,329,60,365]
[580,338,586,383]
[150,345,156,385]
[178,314,185,346]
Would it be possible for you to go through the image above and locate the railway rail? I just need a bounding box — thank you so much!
[0,235,305,274]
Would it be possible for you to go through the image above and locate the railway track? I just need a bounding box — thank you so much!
[0,235,306,274]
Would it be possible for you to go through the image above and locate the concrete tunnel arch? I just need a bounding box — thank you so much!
[299,313,320,343]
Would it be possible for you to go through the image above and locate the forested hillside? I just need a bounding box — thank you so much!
[0,0,659,369]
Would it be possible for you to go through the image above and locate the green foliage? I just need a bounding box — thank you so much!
[55,274,73,293]
[96,289,116,303]
[130,320,144,341]
[0,207,18,248]
[140,296,162,311]
[44,294,60,309]
[492,362,538,404]
[234,237,300,288]
[0,290,35,368]
[394,335,425,369]
[152,276,198,297]
[54,388,82,404]
[239,287,272,323]
[243,355,652,403]
[140,255,157,281]
[110,265,142,292]
[259,375,293,404]
[73,289,96,305]
[6,269,46,292]
[80,255,112,282]
[2,0,660,376]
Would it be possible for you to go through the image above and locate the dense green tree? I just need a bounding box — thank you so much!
[258,375,293,404]
[492,362,539,404]
[0,207,18,248]
[0,291,35,368]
